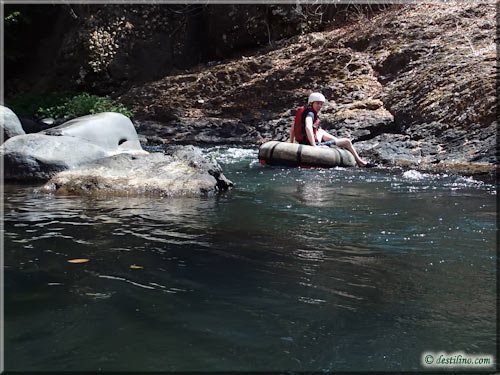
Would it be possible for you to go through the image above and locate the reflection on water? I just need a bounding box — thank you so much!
[3,148,497,372]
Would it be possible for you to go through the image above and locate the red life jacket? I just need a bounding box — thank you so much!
[293,106,320,145]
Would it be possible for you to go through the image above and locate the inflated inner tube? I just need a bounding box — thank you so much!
[258,141,356,168]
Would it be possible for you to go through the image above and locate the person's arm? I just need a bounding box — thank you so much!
[289,122,295,143]
[304,116,316,146]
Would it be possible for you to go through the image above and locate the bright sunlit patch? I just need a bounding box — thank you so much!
[67,258,90,264]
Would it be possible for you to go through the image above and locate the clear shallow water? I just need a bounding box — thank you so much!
[3,146,497,372]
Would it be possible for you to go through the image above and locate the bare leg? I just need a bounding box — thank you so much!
[335,138,367,167]
[316,129,337,145]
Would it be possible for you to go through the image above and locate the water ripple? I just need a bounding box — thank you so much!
[3,148,496,372]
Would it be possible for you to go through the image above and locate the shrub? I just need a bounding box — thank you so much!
[38,93,134,119]
[7,92,134,120]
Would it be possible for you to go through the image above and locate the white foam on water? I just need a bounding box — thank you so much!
[446,175,493,192]
[456,175,485,187]
[400,169,495,194]
[205,146,258,164]
[402,170,429,180]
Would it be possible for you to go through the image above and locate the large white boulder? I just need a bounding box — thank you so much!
[2,112,147,181]
[42,112,146,154]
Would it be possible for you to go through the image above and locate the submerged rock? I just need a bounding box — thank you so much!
[41,146,233,197]
[1,106,25,143]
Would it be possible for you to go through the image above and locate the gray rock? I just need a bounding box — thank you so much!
[40,147,233,197]
[1,134,109,181]
[321,100,396,141]
[2,112,148,181]
[43,112,145,154]
[168,145,234,191]
[137,117,259,145]
[1,106,25,143]
[356,133,424,166]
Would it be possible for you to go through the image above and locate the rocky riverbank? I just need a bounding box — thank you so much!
[1,110,233,197]
[119,3,496,175]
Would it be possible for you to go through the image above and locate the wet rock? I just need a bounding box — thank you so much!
[41,146,233,197]
[1,106,25,143]
[416,161,495,176]
[167,145,233,191]
[355,131,496,176]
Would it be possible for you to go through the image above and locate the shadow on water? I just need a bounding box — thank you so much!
[3,148,497,372]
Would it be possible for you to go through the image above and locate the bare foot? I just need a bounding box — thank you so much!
[359,161,377,168]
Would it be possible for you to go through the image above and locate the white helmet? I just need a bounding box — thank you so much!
[308,92,326,104]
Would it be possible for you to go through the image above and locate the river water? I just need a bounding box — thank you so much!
[3,147,497,372]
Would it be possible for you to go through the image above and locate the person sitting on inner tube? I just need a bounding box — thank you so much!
[289,92,374,168]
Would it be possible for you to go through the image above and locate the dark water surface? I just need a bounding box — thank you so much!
[4,147,497,372]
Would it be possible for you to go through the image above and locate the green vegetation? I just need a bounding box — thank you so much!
[4,10,23,25]
[7,92,134,120]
